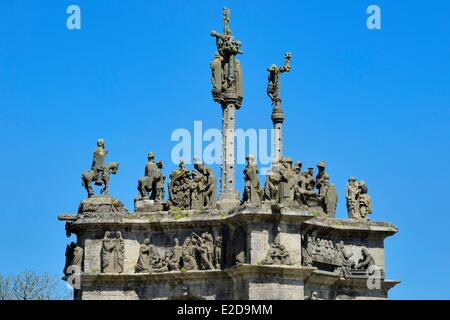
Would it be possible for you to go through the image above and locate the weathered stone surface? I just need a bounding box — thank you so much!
[77,195,128,217]
[133,198,163,213]
[62,206,398,299]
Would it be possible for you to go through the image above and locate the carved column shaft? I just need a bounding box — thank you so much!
[272,102,285,161]
[221,103,237,196]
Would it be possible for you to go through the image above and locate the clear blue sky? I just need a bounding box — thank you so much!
[0,0,449,299]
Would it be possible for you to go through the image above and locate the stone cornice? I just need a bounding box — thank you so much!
[302,216,398,239]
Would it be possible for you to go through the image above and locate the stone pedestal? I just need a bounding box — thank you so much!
[78,195,127,217]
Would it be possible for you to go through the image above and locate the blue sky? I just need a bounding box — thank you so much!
[0,1,449,299]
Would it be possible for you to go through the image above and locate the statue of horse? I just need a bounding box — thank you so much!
[81,162,119,197]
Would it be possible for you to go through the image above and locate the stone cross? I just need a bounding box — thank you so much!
[267,53,291,162]
[210,7,243,210]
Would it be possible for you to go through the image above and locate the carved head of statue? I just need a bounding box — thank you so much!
[361,247,369,258]
[293,161,302,173]
[246,154,255,165]
[348,176,357,186]
[97,138,105,148]
[317,160,326,170]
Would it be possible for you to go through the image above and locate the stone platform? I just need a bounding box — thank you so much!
[60,204,399,300]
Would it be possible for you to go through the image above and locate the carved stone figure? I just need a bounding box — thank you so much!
[301,235,376,278]
[198,232,215,270]
[210,52,223,95]
[155,160,166,204]
[292,161,305,186]
[346,179,373,221]
[136,152,158,200]
[292,161,337,216]
[191,159,217,209]
[263,159,281,202]
[167,238,182,271]
[149,249,169,273]
[81,139,119,198]
[210,7,243,106]
[64,242,83,275]
[262,227,292,265]
[201,164,217,208]
[321,174,338,217]
[242,155,261,204]
[182,232,216,271]
[214,235,222,269]
[168,159,217,210]
[315,160,327,194]
[336,241,355,277]
[135,239,151,273]
[278,157,295,204]
[262,243,292,265]
[182,236,199,270]
[168,160,192,209]
[101,231,124,273]
[356,247,375,270]
[346,177,359,219]
[267,52,291,105]
[303,167,315,191]
[357,181,373,220]
[301,236,314,267]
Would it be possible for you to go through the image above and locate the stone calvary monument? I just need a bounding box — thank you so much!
[59,8,399,300]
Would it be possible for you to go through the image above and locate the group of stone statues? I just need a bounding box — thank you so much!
[242,156,338,216]
[134,232,221,273]
[80,140,217,211]
[301,235,375,277]
[80,139,374,221]
[63,231,377,277]
[210,7,243,106]
[135,238,183,273]
[136,152,165,203]
[168,159,217,210]
[346,177,373,221]
[261,227,292,266]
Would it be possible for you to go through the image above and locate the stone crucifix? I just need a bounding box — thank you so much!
[210,7,243,210]
[267,52,291,162]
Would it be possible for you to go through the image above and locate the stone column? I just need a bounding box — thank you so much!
[271,102,285,161]
[218,103,240,210]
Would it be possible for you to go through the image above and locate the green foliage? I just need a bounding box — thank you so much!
[312,211,321,217]
[175,211,191,220]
